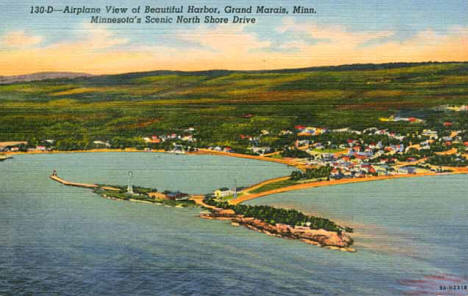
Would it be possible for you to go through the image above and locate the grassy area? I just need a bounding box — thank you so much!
[217,192,244,201]
[249,179,299,194]
[93,186,196,207]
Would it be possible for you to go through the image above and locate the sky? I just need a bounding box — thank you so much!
[0,0,467,75]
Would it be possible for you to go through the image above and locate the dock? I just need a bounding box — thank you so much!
[49,174,98,189]
[49,174,208,207]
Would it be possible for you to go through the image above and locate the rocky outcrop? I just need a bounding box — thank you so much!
[200,208,355,252]
[199,208,235,221]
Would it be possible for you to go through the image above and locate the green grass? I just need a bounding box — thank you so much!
[249,179,299,194]
[94,188,196,207]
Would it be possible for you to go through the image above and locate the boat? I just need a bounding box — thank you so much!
[0,155,12,161]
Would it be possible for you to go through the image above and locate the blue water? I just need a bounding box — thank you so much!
[1,153,467,295]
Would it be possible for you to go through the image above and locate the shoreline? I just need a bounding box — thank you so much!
[231,168,468,204]
[191,149,307,170]
[11,149,468,203]
[200,209,355,252]
[45,154,468,252]
[48,174,355,251]
[5,148,307,171]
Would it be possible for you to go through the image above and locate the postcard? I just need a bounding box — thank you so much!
[1,1,467,295]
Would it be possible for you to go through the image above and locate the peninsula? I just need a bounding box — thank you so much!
[3,62,468,251]
[49,171,355,251]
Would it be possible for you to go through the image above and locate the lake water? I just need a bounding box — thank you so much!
[1,153,467,295]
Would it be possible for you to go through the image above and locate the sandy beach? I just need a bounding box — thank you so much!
[230,167,468,205]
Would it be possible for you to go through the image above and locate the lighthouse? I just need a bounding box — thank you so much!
[127,171,134,194]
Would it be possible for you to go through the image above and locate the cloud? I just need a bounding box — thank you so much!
[266,20,468,66]
[49,24,128,51]
[1,31,42,48]
[0,22,466,75]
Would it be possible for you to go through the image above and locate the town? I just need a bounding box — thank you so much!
[3,108,468,188]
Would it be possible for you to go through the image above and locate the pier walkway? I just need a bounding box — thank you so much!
[50,175,98,189]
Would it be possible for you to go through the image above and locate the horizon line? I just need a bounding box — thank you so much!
[2,60,467,78]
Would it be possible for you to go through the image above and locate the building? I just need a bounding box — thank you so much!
[93,140,111,148]
[214,187,235,198]
[143,135,161,144]
[0,141,28,152]
[398,167,416,174]
[249,146,271,155]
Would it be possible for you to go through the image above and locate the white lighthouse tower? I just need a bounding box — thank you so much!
[127,171,134,194]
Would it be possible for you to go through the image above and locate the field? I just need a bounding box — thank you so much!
[1,62,468,149]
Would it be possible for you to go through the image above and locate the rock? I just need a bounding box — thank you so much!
[217,209,235,216]
[204,209,354,251]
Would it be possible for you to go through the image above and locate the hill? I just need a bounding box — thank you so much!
[0,62,467,150]
[0,72,92,84]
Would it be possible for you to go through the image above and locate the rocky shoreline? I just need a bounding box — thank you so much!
[200,208,355,252]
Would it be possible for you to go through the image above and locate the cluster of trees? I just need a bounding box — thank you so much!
[428,154,468,167]
[290,166,332,181]
[109,137,146,150]
[18,135,201,152]
[55,138,90,151]
[281,148,310,158]
[204,197,352,234]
